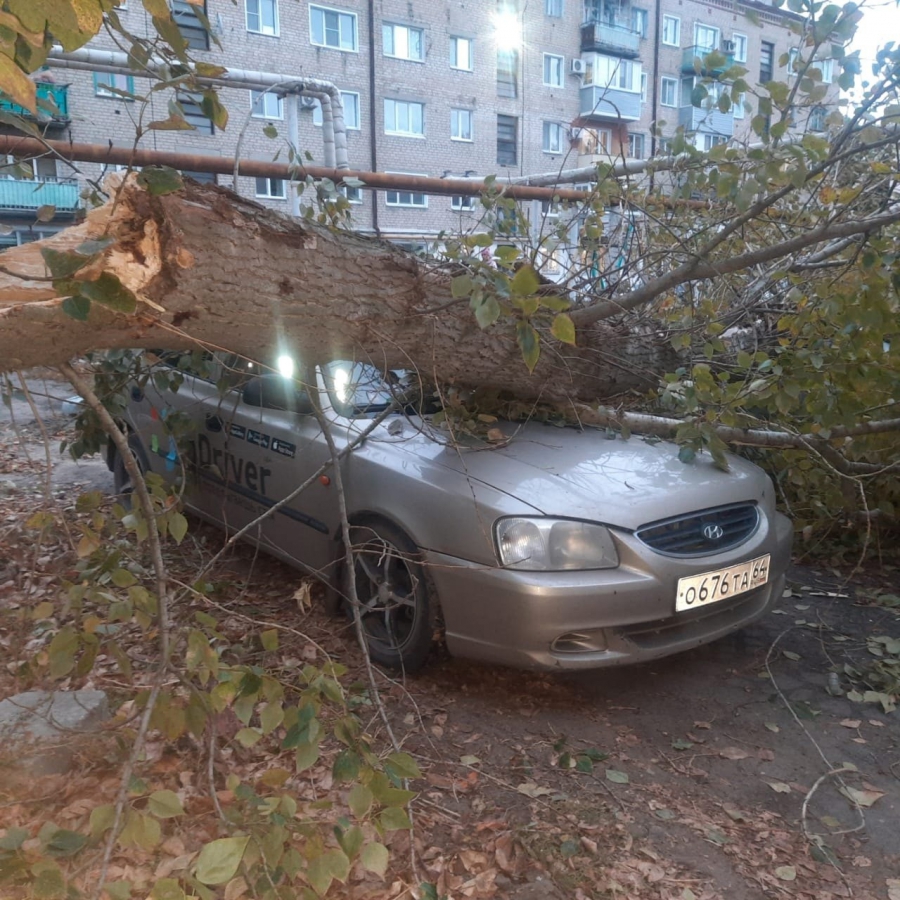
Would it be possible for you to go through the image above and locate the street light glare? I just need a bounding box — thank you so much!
[493,11,522,50]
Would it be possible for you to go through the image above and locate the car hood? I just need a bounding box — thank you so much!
[429,421,773,531]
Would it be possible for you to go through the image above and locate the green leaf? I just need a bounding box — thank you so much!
[605,769,629,784]
[48,626,78,678]
[150,878,185,900]
[510,264,540,296]
[35,204,56,223]
[360,841,389,877]
[44,829,87,857]
[295,741,319,772]
[0,54,36,112]
[333,749,361,782]
[348,783,373,818]
[61,295,91,321]
[137,166,184,196]
[451,274,475,298]
[200,89,228,129]
[78,273,137,314]
[260,628,279,651]
[380,807,413,831]
[551,313,576,345]
[168,512,188,544]
[30,860,66,900]
[42,247,90,278]
[575,755,593,773]
[148,790,184,818]
[516,321,540,373]
[474,296,501,329]
[234,727,262,748]
[384,751,421,780]
[90,804,116,837]
[678,446,696,464]
[194,836,250,885]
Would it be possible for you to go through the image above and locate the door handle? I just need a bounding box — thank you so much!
[205,415,223,433]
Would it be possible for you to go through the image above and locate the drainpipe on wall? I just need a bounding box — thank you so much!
[367,0,380,237]
[649,0,662,187]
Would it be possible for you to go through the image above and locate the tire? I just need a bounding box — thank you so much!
[345,521,438,673]
[112,437,144,509]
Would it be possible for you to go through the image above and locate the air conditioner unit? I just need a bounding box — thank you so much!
[298,96,318,109]
[722,39,736,53]
[571,58,587,75]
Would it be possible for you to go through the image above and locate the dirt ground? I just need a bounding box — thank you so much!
[1,372,898,900]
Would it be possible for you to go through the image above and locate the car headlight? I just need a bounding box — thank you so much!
[494,518,619,571]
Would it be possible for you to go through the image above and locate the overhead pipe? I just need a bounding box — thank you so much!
[46,47,350,170]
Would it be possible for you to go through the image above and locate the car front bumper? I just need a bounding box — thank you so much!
[425,511,793,670]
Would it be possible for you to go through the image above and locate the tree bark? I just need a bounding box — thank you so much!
[0,180,674,401]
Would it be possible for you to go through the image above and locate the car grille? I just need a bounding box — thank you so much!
[636,503,759,557]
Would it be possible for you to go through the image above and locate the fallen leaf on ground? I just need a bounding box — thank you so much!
[757,749,775,761]
[839,786,884,808]
[764,723,780,733]
[764,780,792,794]
[719,746,750,760]
[852,856,871,867]
[775,865,797,881]
[840,719,861,728]
[516,782,553,798]
[887,878,900,900]
[606,769,629,785]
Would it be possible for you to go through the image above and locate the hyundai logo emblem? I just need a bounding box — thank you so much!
[703,524,725,541]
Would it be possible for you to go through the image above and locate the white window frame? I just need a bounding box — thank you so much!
[450,108,473,141]
[632,7,648,38]
[640,72,648,102]
[545,0,563,16]
[542,53,564,87]
[250,90,283,119]
[701,133,728,151]
[694,24,719,53]
[542,121,565,154]
[384,99,425,137]
[731,32,747,63]
[818,58,834,82]
[309,4,358,52]
[590,55,641,93]
[340,184,362,203]
[313,91,361,129]
[385,172,428,208]
[660,76,678,107]
[627,132,645,158]
[94,72,134,98]
[450,36,473,71]
[245,0,278,36]
[255,176,286,199]
[662,15,680,47]
[732,90,745,118]
[451,195,475,211]
[383,22,425,61]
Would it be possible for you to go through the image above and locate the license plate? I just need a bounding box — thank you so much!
[676,554,770,612]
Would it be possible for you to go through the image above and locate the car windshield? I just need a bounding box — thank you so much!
[323,361,412,416]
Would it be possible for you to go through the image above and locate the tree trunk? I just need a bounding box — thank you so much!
[0,180,674,401]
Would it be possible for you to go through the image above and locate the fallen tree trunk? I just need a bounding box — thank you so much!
[0,179,672,401]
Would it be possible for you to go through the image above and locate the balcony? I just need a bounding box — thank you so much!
[679,104,735,137]
[681,46,736,75]
[0,179,80,215]
[580,85,641,122]
[0,83,70,128]
[581,20,641,57]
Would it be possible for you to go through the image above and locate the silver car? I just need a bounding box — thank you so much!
[110,352,793,672]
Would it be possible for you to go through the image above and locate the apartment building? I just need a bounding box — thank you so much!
[0,0,838,249]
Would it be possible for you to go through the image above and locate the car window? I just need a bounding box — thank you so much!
[323,361,411,416]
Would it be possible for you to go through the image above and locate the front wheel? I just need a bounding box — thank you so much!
[346,521,437,673]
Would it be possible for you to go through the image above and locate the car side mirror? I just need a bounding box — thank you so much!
[242,375,314,414]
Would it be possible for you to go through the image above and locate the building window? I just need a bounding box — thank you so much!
[542,121,565,154]
[451,195,475,211]
[731,32,747,62]
[178,95,213,134]
[788,48,801,76]
[662,15,680,47]
[450,108,473,141]
[450,36,473,70]
[497,114,517,166]
[582,126,611,155]
[94,72,134,98]
[256,177,285,198]
[658,137,674,155]
[694,24,719,53]
[497,49,518,98]
[808,106,827,132]
[384,99,424,136]
[640,72,647,102]
[627,132,645,158]
[383,23,424,61]
[246,0,277,35]
[817,58,834,82]
[660,76,678,107]
[545,0,562,15]
[172,0,209,50]
[542,53,564,87]
[385,175,428,208]
[732,91,745,118]
[183,170,216,184]
[588,55,640,92]
[760,41,774,82]
[632,8,648,38]
[309,5,357,51]
[340,184,362,203]
[540,199,559,219]
[702,133,728,151]
[313,91,361,129]
[250,90,283,119]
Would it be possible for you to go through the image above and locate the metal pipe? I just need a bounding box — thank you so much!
[285,94,301,217]
[46,47,350,169]
[0,135,592,202]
